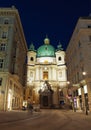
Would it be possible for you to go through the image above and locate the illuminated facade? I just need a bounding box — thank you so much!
[0,7,27,111]
[26,37,67,108]
[66,17,91,112]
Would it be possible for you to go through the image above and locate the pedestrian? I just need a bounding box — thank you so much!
[27,102,33,114]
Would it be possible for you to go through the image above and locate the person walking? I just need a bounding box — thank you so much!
[27,102,33,114]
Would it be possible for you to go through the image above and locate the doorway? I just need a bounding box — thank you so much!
[43,96,48,106]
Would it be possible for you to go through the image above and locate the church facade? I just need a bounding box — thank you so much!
[26,37,68,108]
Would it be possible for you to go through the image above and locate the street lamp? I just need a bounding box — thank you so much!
[82,72,87,76]
[67,81,70,85]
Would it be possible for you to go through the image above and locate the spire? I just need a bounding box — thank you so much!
[56,41,63,51]
[29,42,36,51]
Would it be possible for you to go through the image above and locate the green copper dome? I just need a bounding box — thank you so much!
[37,37,55,57]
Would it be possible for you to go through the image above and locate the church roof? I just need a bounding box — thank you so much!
[28,36,64,57]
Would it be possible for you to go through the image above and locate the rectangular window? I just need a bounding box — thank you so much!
[60,91,63,97]
[79,52,83,61]
[78,41,81,47]
[4,19,9,24]
[59,71,62,77]
[0,59,4,68]
[0,43,6,51]
[43,72,48,80]
[2,32,7,39]
[77,72,79,82]
[89,35,91,42]
[0,78,2,86]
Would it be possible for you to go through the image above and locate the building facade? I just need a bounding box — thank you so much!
[66,17,91,112]
[26,37,67,108]
[0,6,27,111]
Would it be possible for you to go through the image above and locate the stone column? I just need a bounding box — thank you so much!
[35,67,39,80]
[52,68,56,80]
[49,67,52,80]
[40,67,43,80]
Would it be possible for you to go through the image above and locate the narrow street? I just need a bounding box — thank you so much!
[0,109,91,130]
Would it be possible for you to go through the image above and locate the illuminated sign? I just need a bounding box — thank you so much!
[84,85,88,94]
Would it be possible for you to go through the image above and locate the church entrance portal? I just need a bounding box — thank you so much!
[39,81,54,108]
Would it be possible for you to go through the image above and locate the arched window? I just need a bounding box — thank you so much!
[58,56,61,61]
[30,57,34,61]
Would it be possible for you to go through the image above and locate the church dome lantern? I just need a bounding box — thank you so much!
[44,36,50,44]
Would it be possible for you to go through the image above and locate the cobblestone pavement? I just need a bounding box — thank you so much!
[0,109,91,123]
[0,109,91,130]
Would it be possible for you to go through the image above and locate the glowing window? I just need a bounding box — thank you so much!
[44,60,48,63]
[43,72,48,80]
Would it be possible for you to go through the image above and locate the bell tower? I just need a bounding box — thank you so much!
[27,42,36,65]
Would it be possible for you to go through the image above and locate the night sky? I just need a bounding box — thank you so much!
[0,0,90,50]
